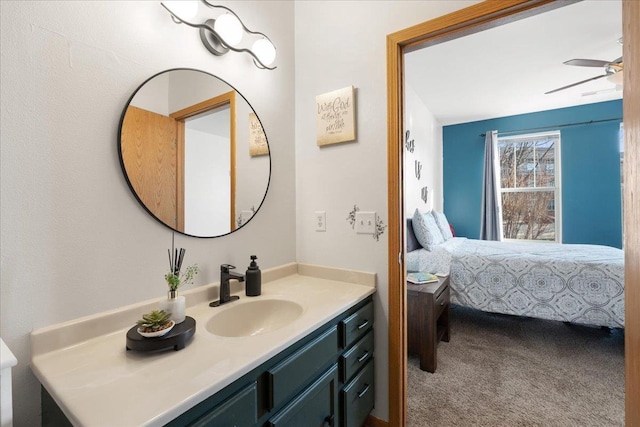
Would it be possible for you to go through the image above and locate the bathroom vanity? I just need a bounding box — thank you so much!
[31,263,376,426]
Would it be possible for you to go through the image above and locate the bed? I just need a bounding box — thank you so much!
[406,215,625,329]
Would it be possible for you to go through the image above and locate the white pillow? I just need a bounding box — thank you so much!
[412,208,444,251]
[431,211,454,240]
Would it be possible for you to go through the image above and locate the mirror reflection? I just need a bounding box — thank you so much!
[118,69,270,237]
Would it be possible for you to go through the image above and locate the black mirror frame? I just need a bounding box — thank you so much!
[117,68,271,238]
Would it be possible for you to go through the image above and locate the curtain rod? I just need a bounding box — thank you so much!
[479,117,623,138]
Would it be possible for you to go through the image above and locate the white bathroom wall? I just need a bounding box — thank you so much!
[294,0,475,421]
[0,1,295,425]
[404,82,444,216]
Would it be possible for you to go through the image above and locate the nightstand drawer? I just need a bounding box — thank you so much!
[340,359,374,427]
[340,301,373,349]
[434,284,449,318]
[340,330,374,383]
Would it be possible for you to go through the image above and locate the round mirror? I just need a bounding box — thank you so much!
[118,69,271,238]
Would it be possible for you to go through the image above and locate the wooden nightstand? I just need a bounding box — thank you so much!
[407,275,450,373]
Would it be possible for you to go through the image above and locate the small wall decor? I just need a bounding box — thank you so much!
[346,204,360,229]
[421,186,429,204]
[415,160,422,180]
[236,206,256,227]
[249,113,269,156]
[405,130,415,153]
[316,86,356,146]
[374,216,387,242]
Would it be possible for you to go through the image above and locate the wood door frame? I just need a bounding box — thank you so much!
[386,1,640,426]
[170,91,237,233]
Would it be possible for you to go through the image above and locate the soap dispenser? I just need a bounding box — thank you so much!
[245,255,261,297]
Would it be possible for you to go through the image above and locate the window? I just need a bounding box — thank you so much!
[498,131,561,242]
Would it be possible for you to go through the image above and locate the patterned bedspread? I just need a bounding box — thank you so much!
[407,238,624,328]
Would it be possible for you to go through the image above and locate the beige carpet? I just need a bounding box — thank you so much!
[407,305,625,427]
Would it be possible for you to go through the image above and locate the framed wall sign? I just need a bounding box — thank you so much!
[316,86,356,146]
[249,112,268,156]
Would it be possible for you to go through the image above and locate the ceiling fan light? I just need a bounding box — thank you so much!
[607,71,623,86]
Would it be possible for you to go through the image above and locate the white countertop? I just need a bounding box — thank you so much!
[30,264,375,427]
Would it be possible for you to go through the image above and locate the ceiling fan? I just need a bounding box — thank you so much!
[545,38,624,95]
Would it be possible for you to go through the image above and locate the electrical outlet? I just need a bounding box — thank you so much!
[355,212,376,234]
[315,211,326,232]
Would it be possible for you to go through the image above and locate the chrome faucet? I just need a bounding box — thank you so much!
[209,264,244,307]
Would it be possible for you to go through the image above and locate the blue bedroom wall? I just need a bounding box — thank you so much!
[443,99,623,248]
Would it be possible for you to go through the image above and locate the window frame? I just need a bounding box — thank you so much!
[497,130,562,243]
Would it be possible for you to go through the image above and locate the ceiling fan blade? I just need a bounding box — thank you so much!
[545,74,608,95]
[564,59,611,67]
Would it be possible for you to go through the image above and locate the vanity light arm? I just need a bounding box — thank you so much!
[199,0,273,41]
[161,3,206,30]
[161,1,277,70]
[199,0,277,70]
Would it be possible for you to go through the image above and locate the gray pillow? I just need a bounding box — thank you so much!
[412,208,444,251]
[431,211,454,240]
[406,218,421,252]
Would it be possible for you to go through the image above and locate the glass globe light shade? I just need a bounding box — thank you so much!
[252,38,276,66]
[163,1,199,20]
[214,13,243,47]
[607,70,623,86]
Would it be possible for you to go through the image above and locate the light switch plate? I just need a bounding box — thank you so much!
[315,211,326,232]
[355,212,376,234]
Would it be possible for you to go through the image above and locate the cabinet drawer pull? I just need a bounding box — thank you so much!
[357,320,369,330]
[324,414,335,427]
[440,301,445,306]
[357,351,370,363]
[357,384,370,398]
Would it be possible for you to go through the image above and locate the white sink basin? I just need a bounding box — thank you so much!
[205,299,304,337]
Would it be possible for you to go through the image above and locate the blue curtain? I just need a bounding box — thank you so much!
[480,130,503,240]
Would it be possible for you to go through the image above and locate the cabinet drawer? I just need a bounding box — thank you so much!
[340,360,374,427]
[267,364,338,427]
[435,285,450,318]
[190,382,257,427]
[340,302,373,349]
[340,330,373,383]
[268,326,338,410]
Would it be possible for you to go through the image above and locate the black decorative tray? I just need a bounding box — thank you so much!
[126,316,196,352]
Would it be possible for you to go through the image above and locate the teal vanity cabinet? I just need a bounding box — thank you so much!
[41,297,374,427]
[172,296,375,427]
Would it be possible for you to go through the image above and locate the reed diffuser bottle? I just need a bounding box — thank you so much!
[163,290,186,324]
[163,241,198,324]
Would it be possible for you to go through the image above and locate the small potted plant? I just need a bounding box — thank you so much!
[162,247,198,324]
[164,264,199,292]
[137,309,175,338]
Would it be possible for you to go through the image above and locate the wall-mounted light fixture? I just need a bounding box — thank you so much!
[161,0,277,70]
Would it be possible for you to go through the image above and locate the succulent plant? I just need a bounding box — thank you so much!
[137,309,173,332]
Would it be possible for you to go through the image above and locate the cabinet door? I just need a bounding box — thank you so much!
[268,364,338,427]
[268,326,338,409]
[190,382,257,427]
